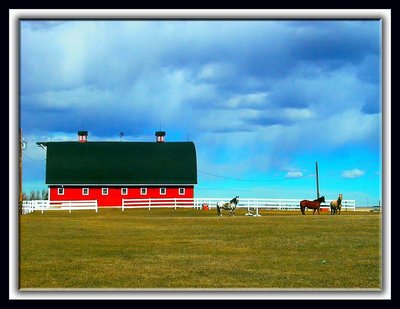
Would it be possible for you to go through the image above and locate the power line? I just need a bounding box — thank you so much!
[198,170,306,183]
[198,170,258,182]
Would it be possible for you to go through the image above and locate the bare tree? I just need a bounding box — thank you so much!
[41,189,48,200]
[29,190,36,200]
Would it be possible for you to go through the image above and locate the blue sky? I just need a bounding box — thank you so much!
[19,19,383,206]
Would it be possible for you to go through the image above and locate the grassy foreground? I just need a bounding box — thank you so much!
[19,208,382,290]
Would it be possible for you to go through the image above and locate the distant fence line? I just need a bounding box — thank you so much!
[193,198,356,215]
[22,198,356,214]
[21,200,98,214]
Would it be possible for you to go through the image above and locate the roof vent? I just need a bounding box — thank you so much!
[78,130,88,143]
[155,131,166,143]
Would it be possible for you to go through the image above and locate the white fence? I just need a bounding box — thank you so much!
[21,200,98,214]
[122,198,200,211]
[122,197,356,213]
[21,200,48,215]
[22,198,355,214]
[198,198,356,215]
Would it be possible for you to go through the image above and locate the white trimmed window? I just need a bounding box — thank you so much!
[160,187,166,195]
[140,188,147,195]
[121,188,128,195]
[179,188,185,195]
[82,188,89,196]
[102,188,108,195]
[58,187,64,195]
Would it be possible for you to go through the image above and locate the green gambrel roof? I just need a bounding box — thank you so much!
[41,142,197,185]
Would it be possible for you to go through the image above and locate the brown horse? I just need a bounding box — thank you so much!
[330,193,343,215]
[300,196,326,215]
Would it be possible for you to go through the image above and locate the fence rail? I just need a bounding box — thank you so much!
[122,198,198,211]
[122,197,356,213]
[22,198,355,214]
[21,200,48,215]
[21,200,98,214]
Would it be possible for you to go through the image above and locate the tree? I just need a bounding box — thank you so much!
[29,190,36,200]
[22,192,28,200]
[41,189,48,200]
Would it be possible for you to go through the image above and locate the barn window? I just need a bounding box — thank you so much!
[121,188,128,195]
[140,188,147,195]
[102,188,108,195]
[82,188,89,196]
[179,188,185,195]
[160,187,166,195]
[58,187,64,195]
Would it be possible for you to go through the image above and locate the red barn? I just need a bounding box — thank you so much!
[37,131,197,207]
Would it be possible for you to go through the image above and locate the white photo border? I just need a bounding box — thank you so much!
[9,8,391,300]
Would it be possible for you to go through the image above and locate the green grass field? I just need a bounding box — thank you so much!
[19,208,382,290]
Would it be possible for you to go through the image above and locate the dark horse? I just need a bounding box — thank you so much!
[217,196,239,217]
[299,196,326,215]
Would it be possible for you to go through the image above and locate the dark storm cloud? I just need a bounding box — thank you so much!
[20,19,381,143]
[22,20,67,31]
[285,20,381,60]
[362,90,381,114]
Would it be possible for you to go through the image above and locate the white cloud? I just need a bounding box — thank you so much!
[286,171,303,178]
[197,62,235,81]
[220,92,269,109]
[341,169,365,178]
[281,108,313,120]
[323,109,380,146]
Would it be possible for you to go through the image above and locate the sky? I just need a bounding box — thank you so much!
[17,18,384,207]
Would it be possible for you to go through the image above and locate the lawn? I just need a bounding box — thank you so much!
[18,208,382,290]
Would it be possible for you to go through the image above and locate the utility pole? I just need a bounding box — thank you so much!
[19,128,22,205]
[19,128,27,207]
[316,161,320,199]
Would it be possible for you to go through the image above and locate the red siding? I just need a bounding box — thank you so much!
[49,186,194,207]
